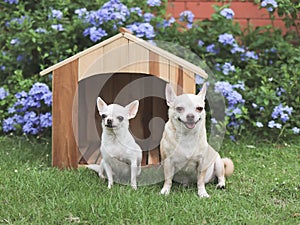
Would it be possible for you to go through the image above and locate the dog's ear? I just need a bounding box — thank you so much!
[197,82,207,96]
[126,100,139,119]
[165,83,176,106]
[96,97,107,113]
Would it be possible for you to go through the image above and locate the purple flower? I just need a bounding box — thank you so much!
[84,27,107,42]
[15,91,27,99]
[12,114,24,124]
[147,0,161,7]
[211,118,218,124]
[130,7,142,16]
[35,28,47,33]
[252,103,258,108]
[9,16,27,26]
[23,121,39,135]
[268,120,282,129]
[1,66,5,71]
[222,62,235,75]
[206,44,219,54]
[215,81,233,96]
[126,22,155,39]
[162,17,176,28]
[42,92,52,106]
[276,87,286,96]
[261,0,278,11]
[143,13,154,22]
[195,74,204,85]
[4,0,18,4]
[271,104,293,123]
[292,127,300,134]
[17,55,24,62]
[232,107,242,115]
[233,82,245,90]
[0,87,9,100]
[8,107,16,114]
[10,38,20,45]
[179,10,194,24]
[50,9,63,20]
[231,43,245,54]
[243,51,259,60]
[256,122,263,128]
[75,8,87,18]
[220,8,235,19]
[198,40,204,47]
[51,24,64,31]
[40,112,52,128]
[29,83,50,99]
[218,33,235,46]
[214,81,245,105]
[2,117,16,132]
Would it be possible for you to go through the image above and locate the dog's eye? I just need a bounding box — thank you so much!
[117,116,124,122]
[196,107,203,112]
[176,107,184,113]
[101,114,107,119]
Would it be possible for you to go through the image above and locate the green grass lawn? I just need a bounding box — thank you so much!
[0,136,299,225]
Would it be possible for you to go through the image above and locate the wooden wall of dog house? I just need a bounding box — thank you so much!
[183,68,196,94]
[123,41,150,74]
[168,62,196,95]
[78,38,151,81]
[52,60,79,169]
[146,52,167,165]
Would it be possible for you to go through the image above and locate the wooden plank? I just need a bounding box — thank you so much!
[169,61,178,94]
[78,47,103,81]
[125,41,149,74]
[159,56,170,82]
[183,68,195,94]
[40,33,124,76]
[169,62,184,95]
[103,37,129,74]
[149,51,160,77]
[52,60,78,169]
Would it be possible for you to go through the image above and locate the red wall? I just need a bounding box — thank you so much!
[167,0,288,30]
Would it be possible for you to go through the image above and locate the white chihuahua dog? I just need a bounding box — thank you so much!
[87,97,142,190]
[160,83,234,197]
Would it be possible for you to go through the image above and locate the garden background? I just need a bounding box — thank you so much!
[0,0,299,140]
[0,0,299,224]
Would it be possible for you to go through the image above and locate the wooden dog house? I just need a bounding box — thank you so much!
[40,31,208,169]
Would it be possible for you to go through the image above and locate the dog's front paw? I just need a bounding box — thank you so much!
[198,190,210,198]
[216,183,225,189]
[131,184,137,190]
[160,186,171,195]
[108,182,113,189]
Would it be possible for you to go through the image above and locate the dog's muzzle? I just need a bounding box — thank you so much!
[105,119,116,128]
[178,117,201,129]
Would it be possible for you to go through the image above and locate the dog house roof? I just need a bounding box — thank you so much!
[40,31,208,78]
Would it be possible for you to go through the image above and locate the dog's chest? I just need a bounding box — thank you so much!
[101,140,129,162]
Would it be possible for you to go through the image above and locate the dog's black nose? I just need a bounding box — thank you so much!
[186,114,195,121]
[107,119,113,125]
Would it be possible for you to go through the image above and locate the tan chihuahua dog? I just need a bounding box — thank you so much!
[160,83,234,197]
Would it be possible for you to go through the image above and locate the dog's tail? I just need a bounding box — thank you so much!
[222,158,234,177]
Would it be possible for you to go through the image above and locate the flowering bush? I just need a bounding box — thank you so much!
[2,82,52,136]
[0,0,299,140]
